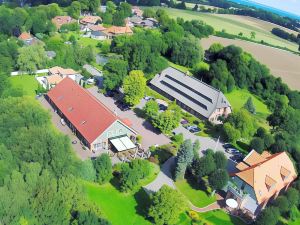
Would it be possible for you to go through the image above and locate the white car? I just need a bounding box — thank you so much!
[87,78,95,84]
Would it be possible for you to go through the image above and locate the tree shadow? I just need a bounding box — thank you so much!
[109,176,121,191]
[142,120,162,135]
[133,108,146,119]
[133,188,152,221]
[186,175,210,195]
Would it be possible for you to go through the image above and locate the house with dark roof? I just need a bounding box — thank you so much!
[150,67,232,123]
[46,78,137,152]
[226,150,297,218]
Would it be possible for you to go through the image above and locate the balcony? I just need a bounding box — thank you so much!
[227,181,248,200]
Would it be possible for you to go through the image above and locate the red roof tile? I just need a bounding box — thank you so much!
[18,32,32,40]
[47,78,118,144]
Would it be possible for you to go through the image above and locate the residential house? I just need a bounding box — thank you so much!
[46,78,137,152]
[18,32,41,45]
[226,150,297,218]
[52,16,76,29]
[128,16,157,29]
[45,51,56,59]
[104,25,133,37]
[87,25,107,40]
[132,6,143,17]
[150,67,232,123]
[80,15,102,32]
[44,66,82,89]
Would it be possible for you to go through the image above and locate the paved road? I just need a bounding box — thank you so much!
[87,87,170,150]
[143,157,176,193]
[83,64,102,77]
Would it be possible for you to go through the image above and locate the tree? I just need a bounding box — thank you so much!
[143,8,156,18]
[0,73,9,97]
[153,110,181,134]
[93,154,112,184]
[78,159,96,182]
[106,1,116,14]
[214,151,227,169]
[250,137,265,153]
[123,70,146,106]
[208,169,229,190]
[119,2,132,18]
[68,1,81,19]
[112,11,125,26]
[255,206,280,225]
[89,0,100,12]
[286,188,299,208]
[192,140,200,159]
[143,100,159,119]
[103,59,128,90]
[174,139,194,180]
[273,196,289,214]
[148,185,187,225]
[243,97,256,114]
[17,44,47,73]
[223,123,241,143]
[250,31,256,39]
[191,154,216,178]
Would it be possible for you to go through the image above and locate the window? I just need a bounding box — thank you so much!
[119,129,123,134]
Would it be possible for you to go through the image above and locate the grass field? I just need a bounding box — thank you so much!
[225,89,270,129]
[175,179,216,208]
[10,75,38,97]
[148,7,299,52]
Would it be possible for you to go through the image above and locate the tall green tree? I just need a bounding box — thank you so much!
[68,1,81,19]
[174,139,194,180]
[148,185,187,225]
[143,100,159,119]
[243,97,256,114]
[93,154,112,184]
[123,70,146,106]
[103,59,128,90]
[208,169,229,190]
[17,44,47,73]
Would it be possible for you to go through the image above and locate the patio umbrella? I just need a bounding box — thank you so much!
[226,199,238,209]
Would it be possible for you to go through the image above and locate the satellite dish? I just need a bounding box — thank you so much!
[226,198,238,209]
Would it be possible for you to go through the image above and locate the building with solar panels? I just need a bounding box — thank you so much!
[150,67,232,124]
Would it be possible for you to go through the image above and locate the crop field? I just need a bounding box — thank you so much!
[201,36,300,90]
[149,7,299,52]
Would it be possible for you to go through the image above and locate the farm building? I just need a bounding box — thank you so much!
[46,78,137,152]
[150,67,231,123]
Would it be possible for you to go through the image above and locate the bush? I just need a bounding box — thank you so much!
[93,154,113,184]
[60,22,80,32]
[78,159,96,182]
[188,210,200,222]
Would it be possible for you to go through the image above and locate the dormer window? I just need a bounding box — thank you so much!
[280,166,291,181]
[265,175,276,192]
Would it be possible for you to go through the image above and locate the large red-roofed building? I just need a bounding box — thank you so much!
[47,77,137,152]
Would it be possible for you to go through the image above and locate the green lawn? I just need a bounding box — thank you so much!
[168,60,190,73]
[146,7,299,52]
[84,163,159,225]
[225,89,271,129]
[84,182,152,225]
[10,75,39,97]
[175,178,216,208]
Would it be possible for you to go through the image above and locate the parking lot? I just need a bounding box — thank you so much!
[87,87,170,150]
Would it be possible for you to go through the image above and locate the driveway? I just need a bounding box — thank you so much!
[83,64,102,77]
[87,87,170,150]
[173,126,238,173]
[143,157,176,193]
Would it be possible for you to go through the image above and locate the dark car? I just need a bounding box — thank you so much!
[230,155,243,163]
[190,127,201,133]
[104,90,117,97]
[159,104,167,111]
[116,100,130,111]
[223,143,235,149]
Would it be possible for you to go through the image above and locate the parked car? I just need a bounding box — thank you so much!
[86,78,95,84]
[223,143,235,149]
[190,127,201,133]
[159,104,167,111]
[104,90,117,97]
[180,119,188,125]
[144,96,154,101]
[116,100,130,111]
[186,125,197,131]
[230,154,243,163]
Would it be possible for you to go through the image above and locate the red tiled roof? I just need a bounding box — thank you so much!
[52,16,76,28]
[47,78,118,144]
[18,32,32,40]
